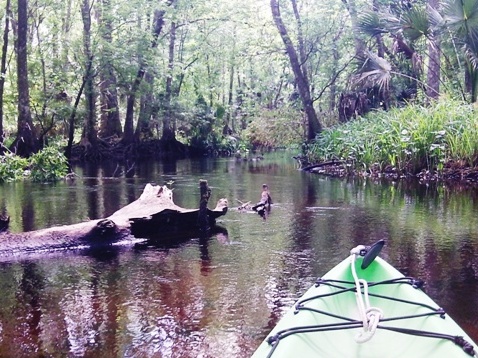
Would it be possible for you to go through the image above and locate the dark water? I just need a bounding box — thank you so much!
[0,153,477,357]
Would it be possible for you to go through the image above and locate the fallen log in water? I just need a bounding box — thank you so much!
[0,183,228,256]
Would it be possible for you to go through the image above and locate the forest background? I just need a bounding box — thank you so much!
[1,0,478,182]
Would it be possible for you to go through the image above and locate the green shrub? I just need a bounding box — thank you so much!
[29,145,69,182]
[0,153,29,182]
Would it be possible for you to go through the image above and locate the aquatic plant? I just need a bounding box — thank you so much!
[309,100,478,175]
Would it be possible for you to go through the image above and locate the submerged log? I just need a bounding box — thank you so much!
[0,183,228,256]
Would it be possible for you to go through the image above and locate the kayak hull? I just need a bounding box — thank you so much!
[252,256,477,358]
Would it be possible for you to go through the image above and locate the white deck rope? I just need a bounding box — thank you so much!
[350,246,383,343]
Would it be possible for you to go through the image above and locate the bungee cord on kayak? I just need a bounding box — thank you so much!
[350,244,384,343]
[260,241,477,358]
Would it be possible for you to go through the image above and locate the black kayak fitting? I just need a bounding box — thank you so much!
[360,239,385,269]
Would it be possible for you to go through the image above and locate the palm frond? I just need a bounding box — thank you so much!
[358,10,388,37]
[355,51,392,92]
[442,0,478,65]
[442,0,478,39]
[463,42,478,69]
[427,4,444,30]
[400,7,430,42]
[359,6,434,44]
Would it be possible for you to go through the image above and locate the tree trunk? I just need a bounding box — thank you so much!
[10,0,38,157]
[270,0,321,141]
[80,0,97,145]
[123,6,170,144]
[61,0,72,69]
[0,0,11,148]
[122,70,143,144]
[291,0,308,82]
[426,0,440,101]
[134,71,155,141]
[161,20,177,141]
[223,26,236,135]
[329,42,339,113]
[224,55,235,135]
[372,0,385,58]
[97,0,122,139]
[65,64,89,160]
[341,0,366,56]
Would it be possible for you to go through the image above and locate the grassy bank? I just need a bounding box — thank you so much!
[308,100,478,177]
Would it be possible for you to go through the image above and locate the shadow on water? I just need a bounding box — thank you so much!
[132,225,229,252]
[0,153,478,357]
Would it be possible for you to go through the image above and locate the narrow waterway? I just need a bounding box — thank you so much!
[0,152,477,357]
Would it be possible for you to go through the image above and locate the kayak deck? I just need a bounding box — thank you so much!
[252,255,477,358]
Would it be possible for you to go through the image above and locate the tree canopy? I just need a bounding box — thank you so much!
[0,0,477,161]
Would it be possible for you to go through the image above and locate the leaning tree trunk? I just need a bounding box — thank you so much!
[122,70,142,144]
[65,63,88,160]
[291,0,309,85]
[10,0,38,157]
[123,5,170,144]
[270,0,322,141]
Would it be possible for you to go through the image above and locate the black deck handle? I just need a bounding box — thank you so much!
[361,239,385,269]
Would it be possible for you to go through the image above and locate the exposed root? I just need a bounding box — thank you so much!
[302,159,478,187]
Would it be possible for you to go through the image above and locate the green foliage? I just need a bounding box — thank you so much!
[243,108,304,149]
[29,145,69,182]
[0,153,29,182]
[309,100,478,174]
[0,145,68,183]
[8,0,478,157]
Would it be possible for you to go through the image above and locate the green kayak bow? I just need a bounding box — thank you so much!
[252,240,477,358]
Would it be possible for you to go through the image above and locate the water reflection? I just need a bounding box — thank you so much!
[0,154,477,357]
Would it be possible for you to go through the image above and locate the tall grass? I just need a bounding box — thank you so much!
[309,100,478,174]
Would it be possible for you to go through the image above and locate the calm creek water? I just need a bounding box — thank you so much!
[0,152,477,357]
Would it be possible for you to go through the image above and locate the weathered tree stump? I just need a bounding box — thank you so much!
[252,184,273,211]
[198,179,211,231]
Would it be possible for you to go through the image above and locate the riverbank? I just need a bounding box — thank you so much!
[301,159,478,186]
[305,100,478,186]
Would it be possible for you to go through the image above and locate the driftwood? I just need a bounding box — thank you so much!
[301,160,344,172]
[0,183,228,256]
[236,199,251,211]
[236,184,273,221]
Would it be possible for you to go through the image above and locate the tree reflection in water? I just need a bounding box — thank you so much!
[0,155,477,357]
